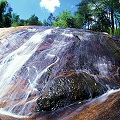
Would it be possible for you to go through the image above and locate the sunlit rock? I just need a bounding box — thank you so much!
[0,26,119,118]
[36,28,120,111]
[68,90,120,120]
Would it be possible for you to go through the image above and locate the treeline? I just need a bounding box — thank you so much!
[46,0,120,35]
[12,13,43,27]
[0,0,120,35]
[75,0,120,34]
[0,0,43,27]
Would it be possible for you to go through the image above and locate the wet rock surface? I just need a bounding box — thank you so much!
[37,71,107,111]
[68,91,120,120]
[0,26,119,119]
[0,91,120,120]
[36,28,120,112]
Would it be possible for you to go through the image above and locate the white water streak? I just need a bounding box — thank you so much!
[0,109,27,118]
[94,88,120,102]
[94,57,112,77]
[62,89,120,120]
[0,29,53,116]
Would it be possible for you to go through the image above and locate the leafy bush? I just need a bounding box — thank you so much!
[109,28,120,35]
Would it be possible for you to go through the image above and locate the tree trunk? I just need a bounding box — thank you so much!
[111,9,114,34]
[88,19,90,30]
[115,20,117,30]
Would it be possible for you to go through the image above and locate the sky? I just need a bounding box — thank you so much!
[7,0,81,22]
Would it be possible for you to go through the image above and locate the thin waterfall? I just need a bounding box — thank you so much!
[0,27,70,117]
[0,28,53,117]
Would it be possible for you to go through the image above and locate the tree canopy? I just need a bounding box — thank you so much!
[0,0,12,27]
[52,10,76,28]
[0,0,120,34]
[75,0,120,34]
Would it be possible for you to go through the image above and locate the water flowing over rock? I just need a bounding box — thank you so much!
[0,26,119,119]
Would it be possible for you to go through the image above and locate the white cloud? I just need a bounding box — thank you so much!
[40,0,60,13]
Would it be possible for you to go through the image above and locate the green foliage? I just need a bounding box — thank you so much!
[27,14,39,25]
[47,13,56,26]
[75,0,120,34]
[52,10,76,28]
[19,19,28,26]
[75,0,93,29]
[0,0,12,27]
[12,14,43,27]
[11,13,20,27]
[0,1,43,27]
[0,0,119,35]
[95,0,120,33]
[43,19,49,26]
[73,14,84,28]
[27,14,43,26]
[110,28,120,35]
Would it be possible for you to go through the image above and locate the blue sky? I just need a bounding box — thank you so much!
[7,0,81,22]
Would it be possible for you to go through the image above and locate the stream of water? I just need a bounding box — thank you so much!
[0,27,119,119]
[0,28,55,117]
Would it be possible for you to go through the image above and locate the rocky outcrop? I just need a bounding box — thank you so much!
[37,71,107,111]
[0,26,30,39]
[68,91,120,120]
[0,26,119,119]
[105,34,120,61]
[36,29,120,112]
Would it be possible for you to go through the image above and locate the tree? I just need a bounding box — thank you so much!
[27,14,39,25]
[76,0,120,34]
[0,0,13,27]
[90,0,120,33]
[43,19,49,26]
[27,14,42,26]
[11,13,20,27]
[3,5,12,27]
[76,0,93,29]
[47,13,56,26]
[102,0,120,33]
[52,10,76,28]
[43,13,56,26]
[88,1,110,32]
[0,0,8,27]
[19,19,28,26]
